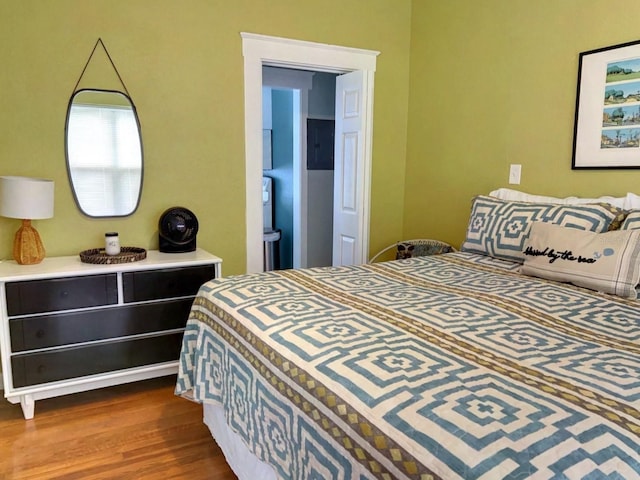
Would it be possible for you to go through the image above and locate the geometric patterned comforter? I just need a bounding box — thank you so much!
[175,252,640,479]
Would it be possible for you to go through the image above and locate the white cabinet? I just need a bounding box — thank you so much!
[0,248,221,419]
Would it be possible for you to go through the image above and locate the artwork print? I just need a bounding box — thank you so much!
[602,59,640,148]
[572,40,640,168]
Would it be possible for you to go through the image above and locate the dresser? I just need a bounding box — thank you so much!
[0,248,222,419]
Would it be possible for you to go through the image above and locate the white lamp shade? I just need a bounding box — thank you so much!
[0,176,55,220]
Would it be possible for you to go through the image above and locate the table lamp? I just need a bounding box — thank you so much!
[0,176,55,265]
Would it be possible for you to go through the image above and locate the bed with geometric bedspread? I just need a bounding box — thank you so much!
[176,251,640,479]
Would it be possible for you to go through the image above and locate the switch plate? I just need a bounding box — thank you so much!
[509,164,521,185]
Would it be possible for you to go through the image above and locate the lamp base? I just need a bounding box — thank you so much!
[13,219,46,265]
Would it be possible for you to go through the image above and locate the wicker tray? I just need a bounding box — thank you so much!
[79,247,147,264]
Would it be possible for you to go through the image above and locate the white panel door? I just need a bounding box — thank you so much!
[333,70,367,266]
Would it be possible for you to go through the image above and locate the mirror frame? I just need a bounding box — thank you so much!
[64,88,144,218]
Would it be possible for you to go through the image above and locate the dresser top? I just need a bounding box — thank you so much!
[0,248,222,282]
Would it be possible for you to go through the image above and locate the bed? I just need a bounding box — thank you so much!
[176,194,640,479]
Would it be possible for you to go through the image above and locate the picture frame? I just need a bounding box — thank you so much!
[572,39,640,169]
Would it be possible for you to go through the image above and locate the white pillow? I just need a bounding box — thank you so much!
[489,188,626,209]
[521,222,640,298]
[625,192,640,210]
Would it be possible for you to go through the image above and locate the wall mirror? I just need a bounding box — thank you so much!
[65,88,143,217]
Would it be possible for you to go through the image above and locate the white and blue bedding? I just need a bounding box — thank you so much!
[176,251,639,479]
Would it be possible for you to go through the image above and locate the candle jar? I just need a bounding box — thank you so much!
[105,232,120,255]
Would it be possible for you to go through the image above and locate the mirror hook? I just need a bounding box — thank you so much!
[72,38,131,97]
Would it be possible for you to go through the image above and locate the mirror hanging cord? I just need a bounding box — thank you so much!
[72,38,131,96]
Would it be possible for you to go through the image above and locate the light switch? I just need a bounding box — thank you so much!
[509,164,521,185]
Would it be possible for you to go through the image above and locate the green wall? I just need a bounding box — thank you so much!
[0,1,412,274]
[405,0,640,249]
[7,1,629,271]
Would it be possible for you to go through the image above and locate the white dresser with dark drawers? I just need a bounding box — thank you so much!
[0,248,221,419]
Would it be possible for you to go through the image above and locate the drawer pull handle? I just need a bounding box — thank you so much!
[60,291,69,298]
[36,329,45,338]
[36,365,46,374]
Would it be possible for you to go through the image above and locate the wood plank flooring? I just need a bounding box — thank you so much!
[0,376,237,480]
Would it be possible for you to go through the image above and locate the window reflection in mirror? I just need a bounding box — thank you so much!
[65,89,143,217]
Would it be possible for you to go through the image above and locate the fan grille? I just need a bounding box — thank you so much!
[159,207,199,245]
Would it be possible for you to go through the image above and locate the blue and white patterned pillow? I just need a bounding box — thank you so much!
[621,210,640,230]
[461,195,624,263]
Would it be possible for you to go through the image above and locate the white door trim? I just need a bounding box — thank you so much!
[241,32,378,273]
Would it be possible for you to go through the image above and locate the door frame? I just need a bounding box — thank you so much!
[241,32,378,273]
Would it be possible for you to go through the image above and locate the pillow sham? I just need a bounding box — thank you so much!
[489,187,626,208]
[461,195,624,263]
[521,222,640,299]
[625,192,640,209]
[621,210,640,230]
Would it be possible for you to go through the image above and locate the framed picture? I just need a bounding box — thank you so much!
[572,39,640,169]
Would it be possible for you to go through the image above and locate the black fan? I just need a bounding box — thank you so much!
[158,207,199,253]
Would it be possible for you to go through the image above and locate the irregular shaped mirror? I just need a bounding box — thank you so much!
[65,89,143,217]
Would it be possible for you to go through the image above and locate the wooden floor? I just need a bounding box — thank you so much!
[0,376,237,480]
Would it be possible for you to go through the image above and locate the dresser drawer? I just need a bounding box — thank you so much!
[5,274,118,316]
[9,298,194,352]
[11,333,184,388]
[122,265,215,302]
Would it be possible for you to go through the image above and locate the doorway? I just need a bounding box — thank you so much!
[242,33,378,273]
[263,68,337,270]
